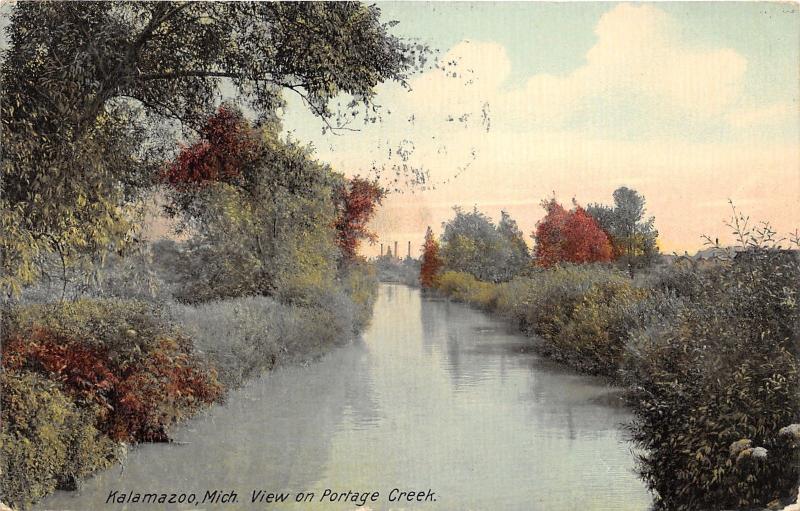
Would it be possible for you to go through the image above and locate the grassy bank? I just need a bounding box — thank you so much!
[433,251,800,510]
[1,263,378,510]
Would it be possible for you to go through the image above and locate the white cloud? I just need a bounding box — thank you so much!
[400,4,750,130]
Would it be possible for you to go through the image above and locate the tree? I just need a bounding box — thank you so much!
[440,206,531,282]
[1,1,419,295]
[333,178,386,262]
[533,199,613,267]
[587,186,659,266]
[163,108,342,303]
[440,207,502,282]
[419,227,443,288]
[531,199,569,268]
[496,211,530,279]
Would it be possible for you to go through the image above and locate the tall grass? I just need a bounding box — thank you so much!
[169,295,355,388]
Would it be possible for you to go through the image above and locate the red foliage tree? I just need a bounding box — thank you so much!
[161,105,259,189]
[419,226,443,288]
[533,199,613,267]
[334,176,385,261]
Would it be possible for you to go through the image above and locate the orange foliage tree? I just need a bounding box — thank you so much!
[533,199,613,267]
[419,226,443,288]
[334,177,385,262]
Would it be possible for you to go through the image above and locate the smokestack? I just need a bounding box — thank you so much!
[394,241,398,259]
[380,243,384,257]
[408,241,411,258]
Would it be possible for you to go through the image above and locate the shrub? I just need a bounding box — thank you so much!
[3,299,223,442]
[435,271,498,309]
[441,266,636,371]
[170,297,284,387]
[0,371,116,510]
[495,265,628,339]
[550,281,649,375]
[624,249,800,510]
[341,261,380,332]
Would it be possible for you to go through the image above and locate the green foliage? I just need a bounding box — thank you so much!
[624,249,800,510]
[550,281,649,374]
[436,271,499,309]
[341,261,381,332]
[1,1,421,296]
[168,119,341,305]
[437,266,646,376]
[169,289,370,388]
[1,371,116,510]
[587,186,659,267]
[440,207,530,282]
[494,265,629,340]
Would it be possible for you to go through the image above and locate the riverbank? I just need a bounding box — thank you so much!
[0,264,379,510]
[430,251,800,511]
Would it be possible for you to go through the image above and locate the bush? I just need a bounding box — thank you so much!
[549,280,649,375]
[3,299,223,442]
[1,371,117,510]
[624,249,800,510]
[170,297,283,387]
[493,265,629,338]
[341,261,380,332]
[436,271,498,309]
[438,267,638,374]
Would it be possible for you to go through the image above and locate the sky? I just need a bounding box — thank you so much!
[280,2,800,257]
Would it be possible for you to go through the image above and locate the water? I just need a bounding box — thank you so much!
[38,284,652,511]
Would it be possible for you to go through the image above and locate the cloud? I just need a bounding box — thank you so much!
[401,4,750,130]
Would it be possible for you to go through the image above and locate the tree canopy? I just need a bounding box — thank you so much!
[1,1,418,295]
[587,187,659,266]
[419,226,443,288]
[440,207,530,282]
[533,199,613,267]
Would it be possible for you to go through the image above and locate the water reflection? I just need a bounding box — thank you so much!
[39,284,650,511]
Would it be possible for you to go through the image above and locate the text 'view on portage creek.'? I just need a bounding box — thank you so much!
[105,487,437,507]
[1,2,799,511]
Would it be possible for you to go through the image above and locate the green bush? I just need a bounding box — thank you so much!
[549,280,649,375]
[439,266,638,375]
[493,265,629,338]
[624,249,800,510]
[0,371,117,510]
[341,261,380,332]
[436,271,498,308]
[171,297,283,387]
[6,298,174,358]
[170,290,364,388]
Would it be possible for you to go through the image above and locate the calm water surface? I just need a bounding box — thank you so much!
[39,284,651,511]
